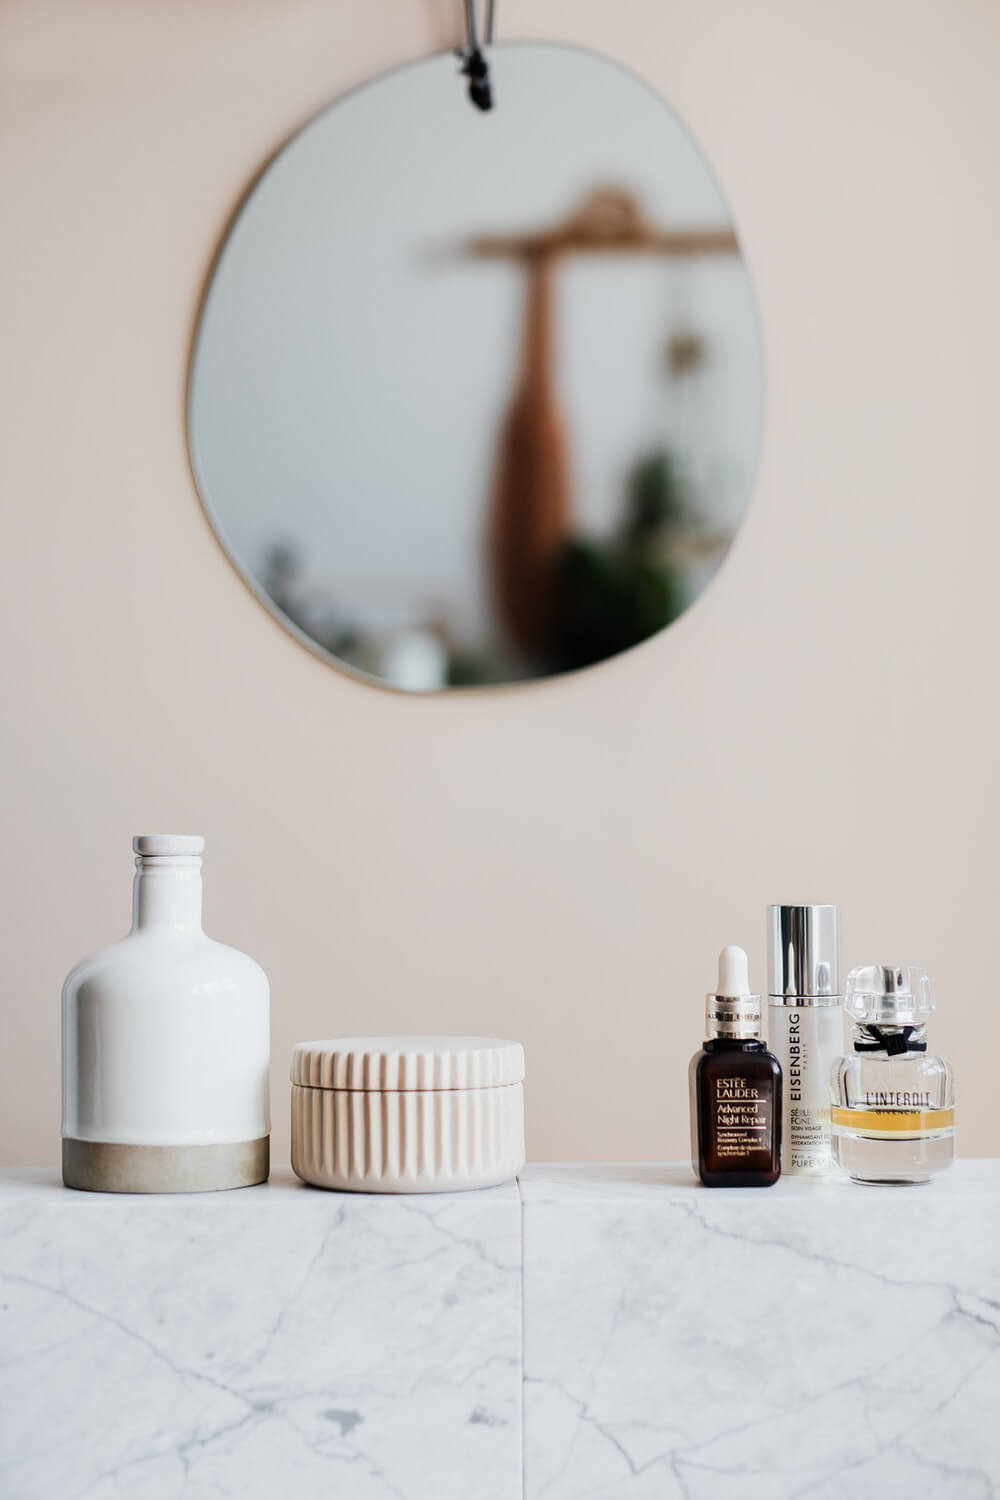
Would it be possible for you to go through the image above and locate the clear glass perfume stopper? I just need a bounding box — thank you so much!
[845,964,934,1025]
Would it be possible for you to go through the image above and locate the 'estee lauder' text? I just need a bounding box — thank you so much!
[716,1077,760,1100]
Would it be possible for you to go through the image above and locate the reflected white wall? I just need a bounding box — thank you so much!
[190,44,762,651]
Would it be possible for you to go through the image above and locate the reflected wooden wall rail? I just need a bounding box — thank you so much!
[464,188,740,661]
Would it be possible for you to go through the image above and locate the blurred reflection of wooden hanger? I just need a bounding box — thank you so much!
[466,186,739,261]
[467,188,739,659]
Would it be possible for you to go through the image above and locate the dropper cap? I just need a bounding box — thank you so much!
[706,946,762,1040]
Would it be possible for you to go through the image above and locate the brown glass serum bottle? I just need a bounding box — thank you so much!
[690,946,782,1187]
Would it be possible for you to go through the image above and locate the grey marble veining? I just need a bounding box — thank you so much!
[0,1170,522,1500]
[3,1164,999,1499]
[520,1163,1000,1500]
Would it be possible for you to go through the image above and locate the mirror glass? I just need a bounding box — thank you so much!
[189,44,762,691]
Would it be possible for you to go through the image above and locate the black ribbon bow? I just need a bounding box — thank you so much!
[854,1025,926,1055]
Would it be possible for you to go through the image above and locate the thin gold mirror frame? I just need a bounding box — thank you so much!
[188,43,764,693]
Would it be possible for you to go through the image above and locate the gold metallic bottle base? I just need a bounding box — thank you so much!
[62,1137,270,1194]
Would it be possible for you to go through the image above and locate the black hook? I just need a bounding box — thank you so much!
[457,0,495,112]
[460,48,492,111]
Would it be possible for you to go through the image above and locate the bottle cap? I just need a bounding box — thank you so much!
[706,946,761,1039]
[768,904,840,1003]
[133,835,205,857]
[845,965,933,1025]
[290,1035,525,1090]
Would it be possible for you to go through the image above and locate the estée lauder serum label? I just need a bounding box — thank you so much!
[711,1076,771,1161]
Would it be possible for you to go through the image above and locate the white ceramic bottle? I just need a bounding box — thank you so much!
[62,835,270,1193]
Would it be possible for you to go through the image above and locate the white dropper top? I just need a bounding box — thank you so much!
[716,944,752,998]
[706,945,761,1039]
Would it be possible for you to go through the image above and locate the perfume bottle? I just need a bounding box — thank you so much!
[690,946,782,1187]
[831,965,955,1184]
[768,904,842,1176]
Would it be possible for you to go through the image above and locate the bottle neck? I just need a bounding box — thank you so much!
[704,1037,765,1054]
[131,856,204,933]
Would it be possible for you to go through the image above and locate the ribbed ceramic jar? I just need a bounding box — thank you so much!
[290,1036,525,1193]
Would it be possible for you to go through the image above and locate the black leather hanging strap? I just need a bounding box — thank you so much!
[458,0,496,111]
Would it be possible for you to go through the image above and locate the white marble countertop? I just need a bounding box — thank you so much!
[2,1163,998,1499]
[0,1168,522,1500]
[0,1165,517,1205]
[522,1157,1000,1197]
[520,1162,1000,1500]
[10,1156,997,1202]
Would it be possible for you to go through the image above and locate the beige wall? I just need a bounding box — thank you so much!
[3,0,999,1169]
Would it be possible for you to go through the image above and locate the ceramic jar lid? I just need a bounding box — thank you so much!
[290,1036,526,1193]
[290,1035,524,1092]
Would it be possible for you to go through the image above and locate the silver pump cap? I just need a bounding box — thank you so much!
[768,904,840,1004]
[845,964,933,1025]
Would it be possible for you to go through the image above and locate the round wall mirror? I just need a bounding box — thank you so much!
[188,43,763,691]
